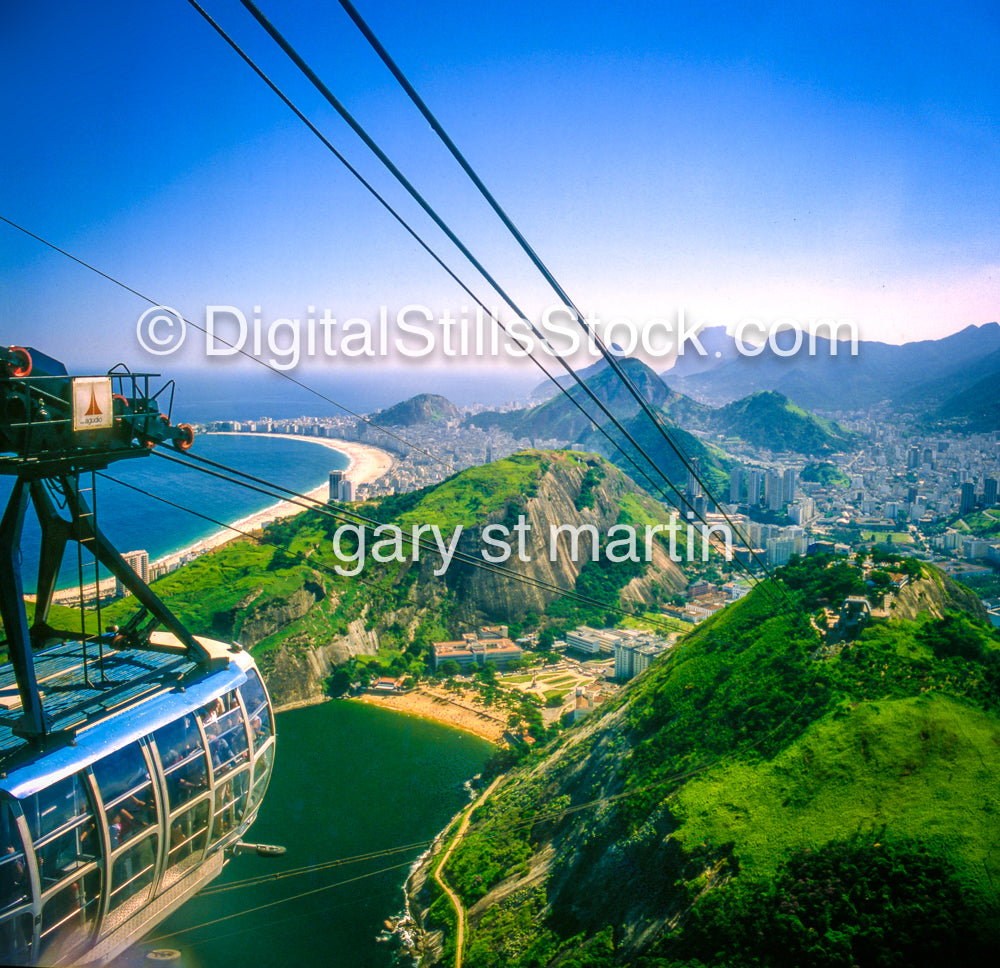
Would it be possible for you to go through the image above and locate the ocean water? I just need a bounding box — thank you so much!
[0,433,348,592]
[119,700,492,968]
[3,377,496,967]
[2,363,540,594]
[168,365,541,423]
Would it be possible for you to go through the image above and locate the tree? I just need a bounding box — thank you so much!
[678,837,1000,967]
[868,569,893,595]
[326,667,352,698]
[438,659,461,677]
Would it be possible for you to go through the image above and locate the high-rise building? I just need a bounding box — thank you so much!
[765,470,783,511]
[116,549,150,597]
[782,467,796,505]
[748,468,763,505]
[729,465,744,504]
[686,457,702,500]
[123,549,149,582]
[985,478,998,507]
[960,481,976,515]
[338,479,354,502]
[907,446,920,469]
[329,470,344,503]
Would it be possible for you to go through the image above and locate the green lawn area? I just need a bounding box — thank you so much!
[861,531,913,544]
[620,613,691,635]
[394,453,542,531]
[953,508,1000,535]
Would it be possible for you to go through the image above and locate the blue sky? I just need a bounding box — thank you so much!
[1,0,998,377]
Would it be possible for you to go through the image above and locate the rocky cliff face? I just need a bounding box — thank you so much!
[892,567,989,623]
[443,452,686,624]
[235,582,325,647]
[261,618,380,709]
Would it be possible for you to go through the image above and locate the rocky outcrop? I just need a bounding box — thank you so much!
[445,453,686,624]
[263,642,336,710]
[262,618,379,710]
[374,393,460,426]
[217,451,687,705]
[892,566,990,624]
[236,581,324,647]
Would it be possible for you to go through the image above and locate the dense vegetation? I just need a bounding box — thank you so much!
[669,837,1000,967]
[800,460,851,488]
[435,554,1000,968]
[710,390,863,454]
[577,408,731,497]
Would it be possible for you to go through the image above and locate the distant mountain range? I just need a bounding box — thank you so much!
[472,359,697,439]
[469,358,730,491]
[931,362,1000,432]
[467,358,863,498]
[663,321,1000,411]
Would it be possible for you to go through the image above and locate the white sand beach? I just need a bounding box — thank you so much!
[150,433,394,572]
[44,433,394,605]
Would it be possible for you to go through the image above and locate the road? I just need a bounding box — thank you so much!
[434,775,503,968]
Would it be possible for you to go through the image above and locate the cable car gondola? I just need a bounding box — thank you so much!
[0,347,277,966]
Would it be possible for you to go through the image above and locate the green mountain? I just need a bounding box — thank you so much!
[930,367,1000,432]
[406,557,1000,966]
[95,450,687,705]
[374,392,460,425]
[577,408,731,500]
[710,390,864,454]
[468,358,710,442]
[468,359,726,498]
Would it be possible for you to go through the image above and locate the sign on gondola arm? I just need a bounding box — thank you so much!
[71,376,114,431]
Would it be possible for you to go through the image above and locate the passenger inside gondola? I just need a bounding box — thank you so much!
[154,716,207,807]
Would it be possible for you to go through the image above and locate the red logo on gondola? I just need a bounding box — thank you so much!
[85,388,102,417]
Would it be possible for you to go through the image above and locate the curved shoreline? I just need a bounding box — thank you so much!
[149,433,394,572]
[352,689,504,745]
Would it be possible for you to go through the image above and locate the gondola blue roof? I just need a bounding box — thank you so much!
[0,638,248,798]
